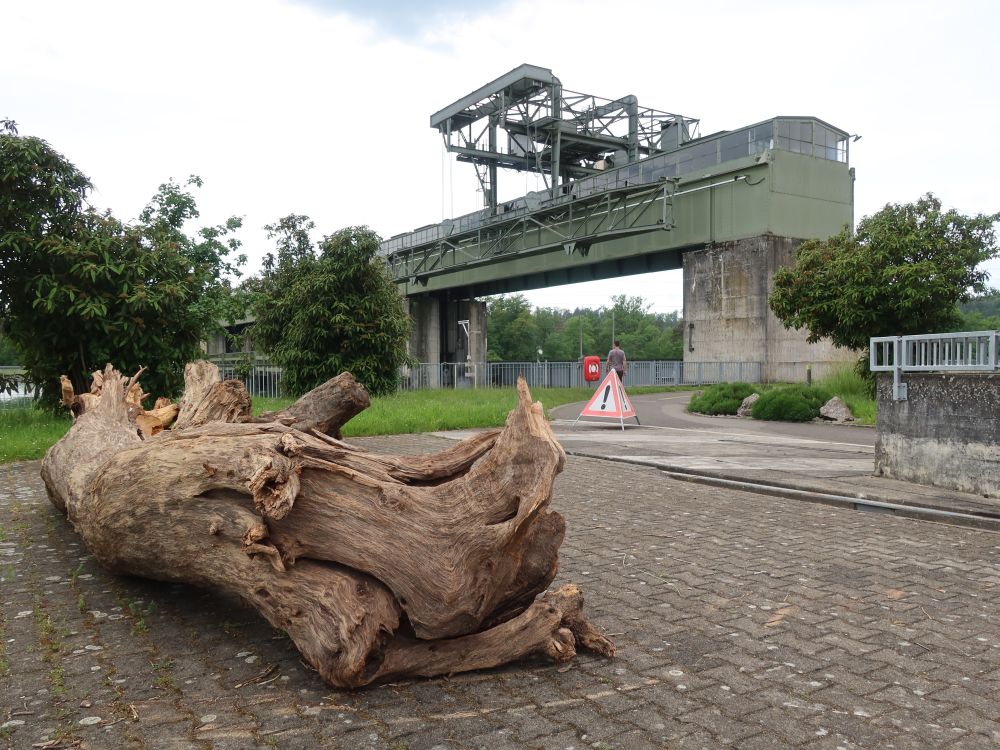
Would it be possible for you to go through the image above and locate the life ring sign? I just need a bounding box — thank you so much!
[583,355,601,382]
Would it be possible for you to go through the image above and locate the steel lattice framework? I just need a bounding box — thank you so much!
[429,64,699,214]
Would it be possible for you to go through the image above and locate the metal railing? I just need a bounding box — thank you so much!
[205,356,762,395]
[398,360,761,391]
[870,331,999,400]
[204,354,284,399]
[1,358,765,408]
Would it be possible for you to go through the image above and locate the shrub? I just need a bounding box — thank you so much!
[688,382,757,416]
[751,385,832,422]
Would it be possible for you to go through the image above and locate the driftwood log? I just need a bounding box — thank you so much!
[41,361,613,687]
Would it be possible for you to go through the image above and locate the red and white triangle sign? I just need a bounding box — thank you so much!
[579,369,635,420]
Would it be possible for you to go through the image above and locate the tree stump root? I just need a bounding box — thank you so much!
[41,361,613,687]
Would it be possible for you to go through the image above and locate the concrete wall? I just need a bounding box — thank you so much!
[682,234,856,382]
[875,373,1000,498]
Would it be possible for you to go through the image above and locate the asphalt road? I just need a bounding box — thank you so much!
[549,390,876,447]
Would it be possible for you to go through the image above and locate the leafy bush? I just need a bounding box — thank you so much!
[751,385,832,422]
[687,382,757,416]
[247,219,411,397]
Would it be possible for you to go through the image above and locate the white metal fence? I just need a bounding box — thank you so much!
[392,360,761,391]
[870,330,999,400]
[205,355,284,399]
[163,356,762,395]
[0,358,764,407]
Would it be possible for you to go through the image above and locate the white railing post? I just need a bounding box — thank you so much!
[893,336,907,401]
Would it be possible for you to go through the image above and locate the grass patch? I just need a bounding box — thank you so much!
[0,385,693,464]
[0,407,71,462]
[255,385,694,436]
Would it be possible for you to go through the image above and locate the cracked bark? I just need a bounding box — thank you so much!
[40,361,613,687]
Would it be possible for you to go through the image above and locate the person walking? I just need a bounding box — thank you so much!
[607,340,627,382]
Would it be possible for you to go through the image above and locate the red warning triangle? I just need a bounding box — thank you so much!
[579,369,635,419]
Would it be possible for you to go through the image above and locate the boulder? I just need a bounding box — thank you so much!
[820,396,854,422]
[736,392,760,418]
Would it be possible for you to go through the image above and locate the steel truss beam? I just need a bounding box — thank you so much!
[386,179,678,285]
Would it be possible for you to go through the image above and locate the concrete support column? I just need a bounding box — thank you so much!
[682,235,856,383]
[467,299,487,366]
[407,295,441,387]
[407,292,487,387]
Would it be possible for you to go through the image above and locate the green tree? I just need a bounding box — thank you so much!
[247,218,410,397]
[956,291,1000,331]
[485,295,541,361]
[597,296,683,360]
[484,293,684,361]
[0,122,245,405]
[769,194,1000,350]
[0,332,20,364]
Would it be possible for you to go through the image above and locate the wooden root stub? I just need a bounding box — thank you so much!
[41,360,613,687]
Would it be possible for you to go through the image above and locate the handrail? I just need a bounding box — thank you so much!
[870,331,999,400]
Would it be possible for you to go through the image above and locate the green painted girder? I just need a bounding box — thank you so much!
[389,148,853,299]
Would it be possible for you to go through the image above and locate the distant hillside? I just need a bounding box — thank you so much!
[960,293,1000,317]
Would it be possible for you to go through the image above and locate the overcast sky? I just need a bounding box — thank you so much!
[5,0,998,314]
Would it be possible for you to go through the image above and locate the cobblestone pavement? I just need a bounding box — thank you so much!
[2,434,1000,749]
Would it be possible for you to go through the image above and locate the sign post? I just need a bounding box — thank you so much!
[573,369,639,430]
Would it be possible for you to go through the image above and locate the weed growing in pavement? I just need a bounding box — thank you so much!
[69,561,85,582]
[33,599,60,662]
[48,663,66,695]
[52,708,77,742]
[0,616,8,678]
[125,599,150,634]
[152,673,179,692]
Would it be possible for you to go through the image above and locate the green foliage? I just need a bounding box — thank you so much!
[486,293,683,361]
[0,123,246,406]
[751,385,832,422]
[687,381,757,415]
[769,194,1000,350]
[955,292,1000,332]
[247,218,410,397]
[959,291,1000,318]
[0,333,20,364]
[485,295,541,361]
